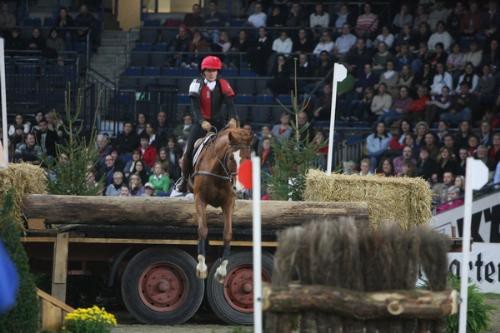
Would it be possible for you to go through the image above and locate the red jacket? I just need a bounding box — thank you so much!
[141,146,157,169]
[408,96,429,113]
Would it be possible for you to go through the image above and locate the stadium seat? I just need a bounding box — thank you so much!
[235,79,256,95]
[177,78,192,92]
[158,77,177,86]
[143,19,161,26]
[138,77,158,88]
[162,68,181,76]
[160,29,176,42]
[239,69,257,77]
[271,106,286,123]
[255,95,274,105]
[250,106,271,124]
[221,68,238,77]
[119,76,138,89]
[142,66,161,76]
[152,42,168,51]
[180,68,198,76]
[124,66,142,76]
[177,94,190,104]
[235,94,254,105]
[43,17,54,27]
[277,95,292,106]
[140,29,158,43]
[134,43,152,51]
[346,135,364,146]
[255,79,268,94]
[150,53,167,67]
[131,52,150,66]
[235,106,250,123]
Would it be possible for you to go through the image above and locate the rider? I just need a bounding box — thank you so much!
[175,55,238,193]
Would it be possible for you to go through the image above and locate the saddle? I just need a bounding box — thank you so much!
[192,133,216,167]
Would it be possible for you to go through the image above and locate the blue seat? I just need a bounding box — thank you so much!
[142,66,161,76]
[144,19,161,26]
[124,66,142,76]
[277,95,292,105]
[44,17,54,27]
[75,42,87,54]
[140,29,158,43]
[230,19,245,27]
[235,94,254,105]
[236,79,256,95]
[240,69,257,77]
[138,77,157,88]
[162,68,181,76]
[131,52,150,66]
[151,53,166,67]
[346,135,364,145]
[17,64,38,75]
[221,68,238,77]
[119,76,137,88]
[152,42,168,51]
[236,106,250,123]
[134,43,152,51]
[180,68,198,76]
[255,95,274,105]
[177,94,190,104]
[250,106,271,124]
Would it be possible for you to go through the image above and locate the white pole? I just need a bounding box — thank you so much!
[0,38,8,168]
[327,63,347,175]
[459,158,488,333]
[252,154,262,333]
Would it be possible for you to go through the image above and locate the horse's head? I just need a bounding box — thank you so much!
[227,128,253,161]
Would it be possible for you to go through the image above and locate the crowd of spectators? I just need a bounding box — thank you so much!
[0,2,100,58]
[3,0,500,209]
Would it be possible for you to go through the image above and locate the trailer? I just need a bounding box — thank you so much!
[21,195,369,325]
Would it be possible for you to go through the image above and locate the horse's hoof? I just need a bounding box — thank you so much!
[215,260,228,284]
[196,255,207,280]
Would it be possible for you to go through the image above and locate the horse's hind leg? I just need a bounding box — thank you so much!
[195,196,208,279]
[215,200,233,284]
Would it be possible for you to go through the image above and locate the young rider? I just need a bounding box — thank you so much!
[175,55,238,193]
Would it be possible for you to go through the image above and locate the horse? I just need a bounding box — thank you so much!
[189,123,253,282]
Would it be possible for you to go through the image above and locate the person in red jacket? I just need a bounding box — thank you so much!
[139,135,157,169]
[175,55,238,193]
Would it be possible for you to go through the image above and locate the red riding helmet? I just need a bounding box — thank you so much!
[201,56,222,71]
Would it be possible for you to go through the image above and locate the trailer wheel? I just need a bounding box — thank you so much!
[207,251,273,325]
[121,247,204,324]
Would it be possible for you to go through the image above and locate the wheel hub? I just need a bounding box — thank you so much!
[223,265,269,313]
[139,264,186,312]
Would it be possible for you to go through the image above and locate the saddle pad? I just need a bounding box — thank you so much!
[193,133,216,166]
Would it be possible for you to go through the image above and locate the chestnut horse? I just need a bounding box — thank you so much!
[190,124,253,282]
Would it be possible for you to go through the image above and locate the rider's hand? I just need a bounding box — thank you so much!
[228,118,238,128]
[201,121,212,131]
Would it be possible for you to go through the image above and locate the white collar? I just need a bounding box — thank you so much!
[204,79,216,91]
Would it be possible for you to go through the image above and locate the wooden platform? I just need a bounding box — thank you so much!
[37,288,74,332]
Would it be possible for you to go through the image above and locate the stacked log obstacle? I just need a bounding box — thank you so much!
[22,194,369,228]
[264,218,456,333]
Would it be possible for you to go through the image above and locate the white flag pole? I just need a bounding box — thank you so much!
[251,154,262,333]
[459,158,488,333]
[0,38,8,168]
[327,63,347,175]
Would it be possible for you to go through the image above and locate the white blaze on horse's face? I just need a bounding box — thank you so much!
[233,150,244,191]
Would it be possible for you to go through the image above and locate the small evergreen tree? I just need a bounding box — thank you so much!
[267,58,322,200]
[0,193,39,333]
[45,88,103,195]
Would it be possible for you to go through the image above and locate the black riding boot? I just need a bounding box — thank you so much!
[175,156,191,193]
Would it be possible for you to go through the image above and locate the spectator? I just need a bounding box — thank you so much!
[333,3,356,32]
[436,186,463,213]
[436,120,450,144]
[482,0,500,39]
[267,6,286,27]
[55,7,74,30]
[155,111,172,143]
[119,186,130,197]
[446,43,465,75]
[437,147,458,178]
[372,42,394,75]
[143,182,155,196]
[393,146,416,175]
[259,137,273,175]
[6,29,25,50]
[247,2,266,28]
[115,122,139,162]
[8,114,30,136]
[204,1,225,28]
[352,86,375,122]
[460,1,481,37]
[184,3,204,27]
[424,132,440,160]
[355,2,379,38]
[297,53,312,78]
[334,24,357,58]
[426,86,452,125]
[395,25,414,49]
[14,133,42,164]
[309,3,330,29]
[475,145,496,171]
[268,55,291,95]
[455,62,479,93]
[433,171,455,204]
[481,39,499,68]
[416,147,439,181]
[413,5,428,31]
[378,157,394,176]
[413,23,431,50]
[74,5,97,45]
[293,28,313,53]
[230,30,252,68]
[455,120,473,148]
[359,158,373,176]
[430,62,453,95]
[455,175,465,194]
[378,60,399,97]
[428,2,451,33]
[355,63,377,94]
[36,118,58,158]
[188,29,210,63]
[173,114,193,146]
[429,42,448,68]
[135,113,147,136]
[428,21,453,51]
[347,38,373,74]
[171,25,191,66]
[408,85,430,122]
[479,121,493,147]
[271,113,292,141]
[366,121,391,172]
[467,135,479,156]
[166,137,182,181]
[311,130,327,171]
[129,174,144,196]
[399,120,413,146]
[31,112,44,134]
[156,147,170,177]
[414,121,429,148]
[123,149,141,180]
[476,64,496,107]
[371,83,392,118]
[9,127,25,157]
[313,30,334,56]
[393,4,413,32]
[397,65,414,89]
[381,86,412,126]
[148,162,170,195]
[27,28,45,51]
[447,2,465,39]
[395,44,413,71]
[138,134,157,169]
[463,40,483,68]
[251,27,272,75]
[105,171,124,196]
[46,29,65,56]
[375,26,395,49]
[489,133,500,164]
[272,31,293,55]
[214,30,231,54]
[0,2,15,30]
[287,2,306,27]
[456,148,468,175]
[133,160,149,185]
[442,83,477,125]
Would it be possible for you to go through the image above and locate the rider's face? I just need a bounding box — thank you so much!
[204,69,218,82]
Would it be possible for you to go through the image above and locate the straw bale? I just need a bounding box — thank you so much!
[304,170,432,229]
[0,164,47,228]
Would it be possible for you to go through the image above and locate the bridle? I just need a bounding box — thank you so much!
[192,130,251,183]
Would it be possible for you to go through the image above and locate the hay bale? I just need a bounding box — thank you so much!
[0,164,47,228]
[304,170,431,229]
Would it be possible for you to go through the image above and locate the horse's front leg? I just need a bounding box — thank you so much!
[195,195,208,279]
[215,198,234,284]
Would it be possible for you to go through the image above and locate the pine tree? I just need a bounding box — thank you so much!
[0,193,39,333]
[45,87,104,195]
[267,58,322,200]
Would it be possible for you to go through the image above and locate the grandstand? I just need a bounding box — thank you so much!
[0,0,499,204]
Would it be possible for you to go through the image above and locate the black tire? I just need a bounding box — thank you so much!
[207,251,273,325]
[121,247,204,324]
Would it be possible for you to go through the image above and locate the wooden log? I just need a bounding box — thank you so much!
[22,194,368,228]
[262,284,458,320]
